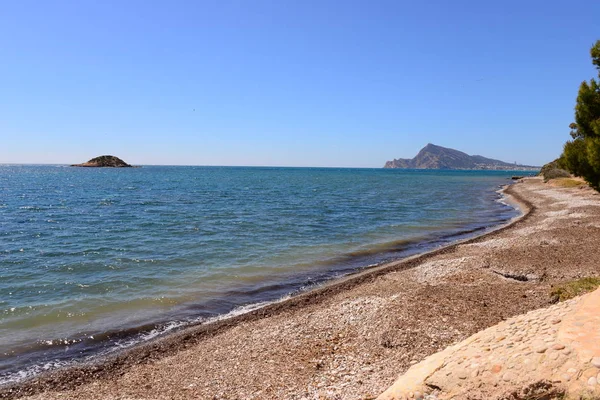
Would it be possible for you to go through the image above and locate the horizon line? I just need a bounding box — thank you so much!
[0,162,541,170]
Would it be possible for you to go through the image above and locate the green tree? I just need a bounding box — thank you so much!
[561,40,600,189]
[562,138,590,178]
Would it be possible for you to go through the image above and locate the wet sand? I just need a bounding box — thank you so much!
[3,177,600,400]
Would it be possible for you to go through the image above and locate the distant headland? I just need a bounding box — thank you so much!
[71,155,133,168]
[384,143,540,171]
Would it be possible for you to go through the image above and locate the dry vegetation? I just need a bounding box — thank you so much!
[548,177,587,188]
[550,277,600,302]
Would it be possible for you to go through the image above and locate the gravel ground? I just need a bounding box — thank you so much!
[2,177,600,400]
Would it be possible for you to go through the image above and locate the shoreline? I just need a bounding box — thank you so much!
[0,183,519,387]
[0,182,532,399]
[6,176,600,399]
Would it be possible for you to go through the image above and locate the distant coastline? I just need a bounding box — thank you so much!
[384,143,540,171]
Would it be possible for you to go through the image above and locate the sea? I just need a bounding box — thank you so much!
[0,165,530,384]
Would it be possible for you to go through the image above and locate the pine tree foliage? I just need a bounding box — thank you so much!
[561,40,600,189]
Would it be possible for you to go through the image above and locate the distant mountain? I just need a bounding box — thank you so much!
[71,155,133,168]
[384,144,539,170]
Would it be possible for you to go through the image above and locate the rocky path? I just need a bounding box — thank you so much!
[378,287,600,400]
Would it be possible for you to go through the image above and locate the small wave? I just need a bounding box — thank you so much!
[39,337,84,346]
[0,360,71,386]
[112,320,190,351]
[18,206,44,211]
[212,295,292,322]
[495,186,522,216]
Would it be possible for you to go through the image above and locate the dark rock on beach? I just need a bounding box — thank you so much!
[71,155,133,168]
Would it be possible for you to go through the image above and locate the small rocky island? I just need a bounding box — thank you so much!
[71,155,133,168]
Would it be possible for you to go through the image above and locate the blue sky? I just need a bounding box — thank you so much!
[1,0,599,167]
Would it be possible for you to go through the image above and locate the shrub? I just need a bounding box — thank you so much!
[550,277,600,302]
[542,168,571,182]
[539,159,558,174]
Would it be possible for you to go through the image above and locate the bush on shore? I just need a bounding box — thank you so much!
[539,159,562,176]
[539,159,571,182]
[542,168,571,182]
[550,277,600,302]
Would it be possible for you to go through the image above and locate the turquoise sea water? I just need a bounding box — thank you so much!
[0,166,527,383]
